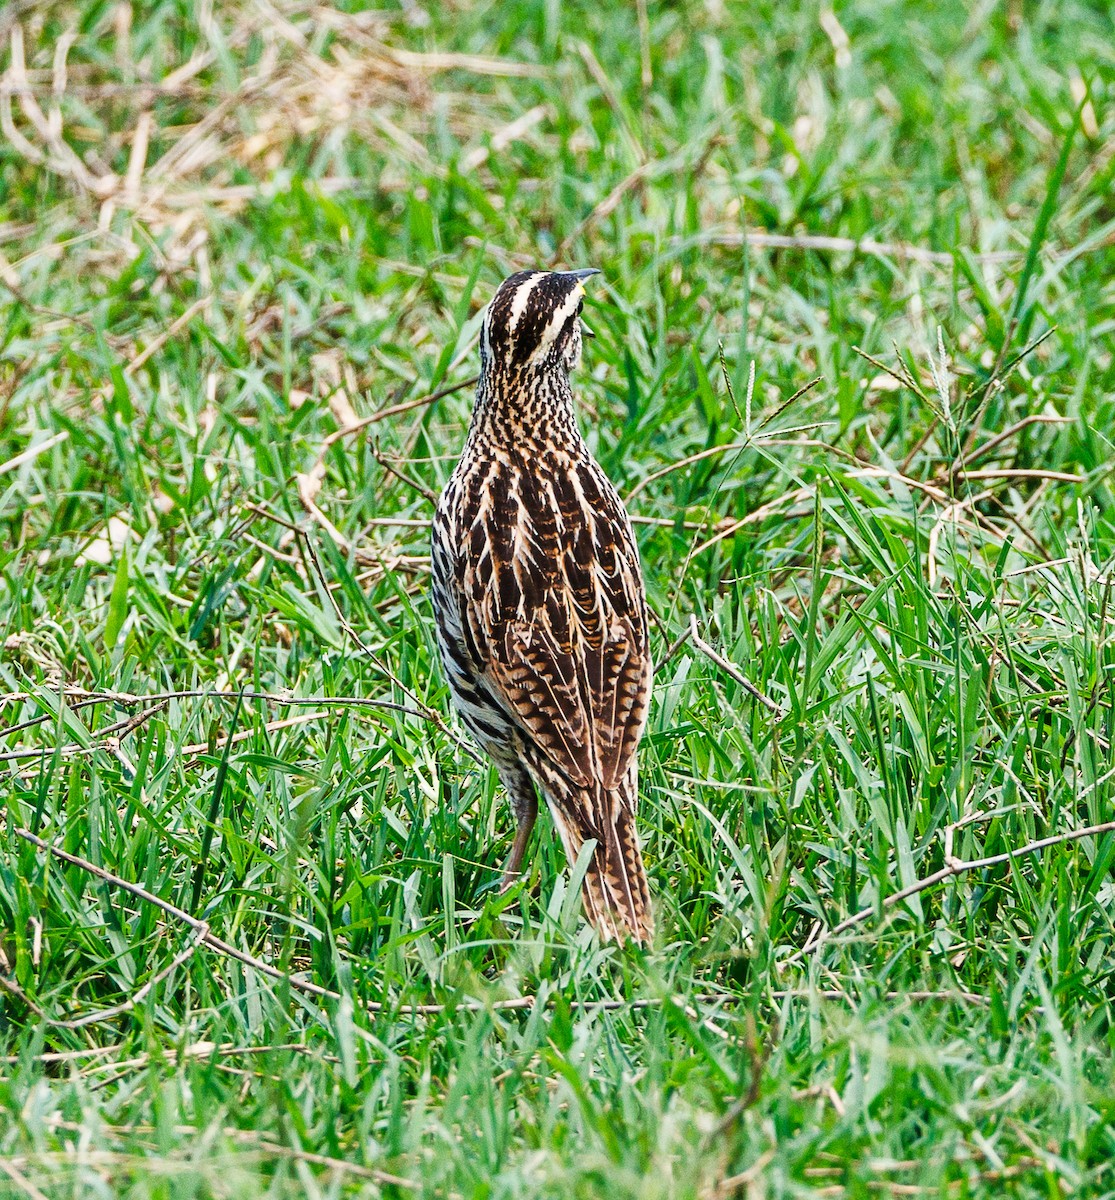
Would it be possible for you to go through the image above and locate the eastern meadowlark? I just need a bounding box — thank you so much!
[431,268,653,945]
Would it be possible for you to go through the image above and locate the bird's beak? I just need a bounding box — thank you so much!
[558,268,599,337]
[562,268,600,333]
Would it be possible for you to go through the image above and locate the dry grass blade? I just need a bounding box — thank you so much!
[310,375,478,478]
[47,925,209,1031]
[550,160,656,266]
[0,1158,50,1200]
[15,826,342,1004]
[687,487,813,558]
[697,230,1020,267]
[956,414,1073,470]
[688,616,784,717]
[0,689,442,766]
[0,431,68,477]
[786,820,1115,965]
[460,104,551,172]
[957,468,1085,484]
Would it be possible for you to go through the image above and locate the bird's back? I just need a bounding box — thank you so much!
[434,435,654,943]
[431,266,654,945]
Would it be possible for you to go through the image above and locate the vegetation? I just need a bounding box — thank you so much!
[2,0,1114,1195]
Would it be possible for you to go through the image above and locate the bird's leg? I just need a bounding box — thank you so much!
[499,768,538,893]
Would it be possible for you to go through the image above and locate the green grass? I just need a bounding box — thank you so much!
[2,0,1115,1195]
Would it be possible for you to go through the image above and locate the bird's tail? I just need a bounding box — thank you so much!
[546,776,653,947]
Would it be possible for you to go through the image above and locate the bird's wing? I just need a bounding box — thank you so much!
[463,453,650,790]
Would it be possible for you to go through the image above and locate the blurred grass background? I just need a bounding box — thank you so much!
[2,0,1115,1195]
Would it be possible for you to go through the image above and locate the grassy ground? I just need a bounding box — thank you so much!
[2,0,1115,1195]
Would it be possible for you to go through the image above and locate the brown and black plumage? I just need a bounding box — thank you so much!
[431,268,653,945]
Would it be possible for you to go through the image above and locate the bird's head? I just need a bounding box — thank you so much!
[480,268,599,378]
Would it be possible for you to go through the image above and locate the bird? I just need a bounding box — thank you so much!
[431,267,654,945]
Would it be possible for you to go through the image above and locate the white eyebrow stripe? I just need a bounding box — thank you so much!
[507,272,545,336]
[526,284,584,363]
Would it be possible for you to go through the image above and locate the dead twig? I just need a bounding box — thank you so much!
[0,431,69,477]
[0,698,168,765]
[550,159,656,265]
[653,624,693,676]
[299,533,482,762]
[0,1041,329,1070]
[459,104,550,172]
[0,688,430,760]
[687,488,814,559]
[687,616,784,717]
[46,924,209,1031]
[15,826,341,1004]
[573,40,645,165]
[123,295,210,377]
[953,468,1085,484]
[695,230,1018,267]
[785,819,1115,966]
[0,1158,49,1200]
[367,439,438,505]
[955,414,1073,471]
[312,374,478,473]
[179,711,327,762]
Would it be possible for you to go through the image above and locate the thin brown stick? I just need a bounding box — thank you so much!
[459,104,550,172]
[0,1158,50,1200]
[0,430,69,477]
[243,502,718,538]
[16,827,341,1003]
[626,440,752,502]
[955,414,1073,471]
[0,687,415,739]
[98,699,169,740]
[0,691,425,764]
[124,296,210,377]
[654,624,693,676]
[0,1042,329,1069]
[573,40,645,164]
[6,832,991,1027]
[961,326,1060,461]
[695,230,1017,267]
[954,468,1085,484]
[179,712,327,760]
[0,690,129,737]
[550,159,655,265]
[899,416,941,475]
[299,533,481,762]
[367,439,438,504]
[47,925,209,1031]
[238,1137,415,1188]
[784,819,1115,965]
[314,374,478,464]
[240,501,303,533]
[0,1139,413,1190]
[687,616,784,717]
[687,482,819,559]
[0,698,168,764]
[0,973,46,1018]
[378,46,545,78]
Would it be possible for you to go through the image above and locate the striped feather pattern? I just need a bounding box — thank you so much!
[431,269,654,945]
